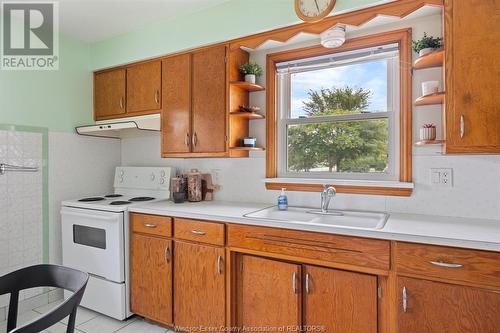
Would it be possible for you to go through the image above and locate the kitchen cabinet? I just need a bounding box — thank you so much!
[126,60,162,114]
[174,241,225,331]
[397,277,500,333]
[161,44,228,157]
[130,233,173,325]
[94,69,126,119]
[444,0,500,153]
[236,255,302,332]
[303,265,377,333]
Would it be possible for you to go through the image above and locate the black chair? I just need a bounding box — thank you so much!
[0,264,89,333]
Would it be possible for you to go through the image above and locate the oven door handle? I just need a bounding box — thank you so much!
[61,211,120,221]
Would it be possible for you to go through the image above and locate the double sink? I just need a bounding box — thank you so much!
[244,206,389,230]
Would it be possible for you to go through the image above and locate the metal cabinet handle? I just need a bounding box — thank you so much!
[191,229,206,235]
[430,260,463,268]
[217,255,222,274]
[165,246,170,263]
[143,223,157,228]
[185,133,190,147]
[305,273,310,294]
[155,90,160,104]
[460,114,465,138]
[292,271,298,294]
[402,286,408,313]
[192,132,198,147]
[119,97,124,109]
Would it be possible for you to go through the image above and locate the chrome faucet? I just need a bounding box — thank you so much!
[321,186,336,213]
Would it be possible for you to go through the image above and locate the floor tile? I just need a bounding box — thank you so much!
[0,310,41,332]
[33,299,64,314]
[76,314,137,333]
[60,306,100,326]
[115,318,168,333]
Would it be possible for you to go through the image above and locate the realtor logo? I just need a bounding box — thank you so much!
[1,1,59,70]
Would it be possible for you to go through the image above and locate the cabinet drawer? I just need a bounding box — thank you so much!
[394,242,500,288]
[228,224,390,271]
[174,218,225,246]
[131,213,172,238]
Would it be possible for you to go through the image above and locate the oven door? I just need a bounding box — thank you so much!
[61,206,125,283]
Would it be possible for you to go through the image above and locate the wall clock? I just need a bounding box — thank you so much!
[295,0,336,23]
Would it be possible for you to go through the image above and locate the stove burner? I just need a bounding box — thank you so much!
[109,201,132,206]
[78,197,105,202]
[129,197,155,202]
[105,194,123,198]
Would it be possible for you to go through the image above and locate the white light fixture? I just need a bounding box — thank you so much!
[320,25,346,48]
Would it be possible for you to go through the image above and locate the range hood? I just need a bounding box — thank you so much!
[76,114,160,139]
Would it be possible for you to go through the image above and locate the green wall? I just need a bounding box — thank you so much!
[0,35,92,132]
[90,0,388,70]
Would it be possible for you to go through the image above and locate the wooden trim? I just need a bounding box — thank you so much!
[265,182,412,196]
[265,28,414,190]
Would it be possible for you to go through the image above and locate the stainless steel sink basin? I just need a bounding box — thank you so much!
[243,206,389,230]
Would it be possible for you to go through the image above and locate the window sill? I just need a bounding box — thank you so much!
[264,178,414,196]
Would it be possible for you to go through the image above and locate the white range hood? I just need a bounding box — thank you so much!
[76,114,160,139]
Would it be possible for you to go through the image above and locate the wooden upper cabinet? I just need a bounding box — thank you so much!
[236,255,302,332]
[192,45,228,154]
[130,233,172,325]
[126,60,162,114]
[174,241,225,331]
[162,54,191,155]
[444,0,500,153]
[94,69,126,120]
[398,277,500,333]
[303,265,377,333]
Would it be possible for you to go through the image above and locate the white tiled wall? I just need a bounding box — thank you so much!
[0,129,44,307]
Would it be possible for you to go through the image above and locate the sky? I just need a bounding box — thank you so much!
[290,59,388,118]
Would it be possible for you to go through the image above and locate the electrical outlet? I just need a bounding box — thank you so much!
[430,168,453,187]
[211,169,222,185]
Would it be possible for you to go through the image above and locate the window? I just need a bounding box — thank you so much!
[276,43,400,181]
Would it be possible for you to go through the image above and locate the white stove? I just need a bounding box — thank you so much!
[61,167,174,320]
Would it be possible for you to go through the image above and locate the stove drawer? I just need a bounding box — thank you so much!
[131,213,172,238]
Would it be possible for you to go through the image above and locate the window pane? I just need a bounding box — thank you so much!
[287,119,389,174]
[290,59,389,118]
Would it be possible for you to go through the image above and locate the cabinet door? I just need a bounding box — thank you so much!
[94,69,126,120]
[174,241,225,331]
[130,234,172,325]
[303,265,377,333]
[237,255,301,332]
[398,277,500,333]
[445,0,500,153]
[162,54,191,155]
[192,45,227,154]
[126,60,162,114]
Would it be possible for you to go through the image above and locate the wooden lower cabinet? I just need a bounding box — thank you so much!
[173,241,225,332]
[304,265,377,333]
[130,234,172,325]
[397,277,500,333]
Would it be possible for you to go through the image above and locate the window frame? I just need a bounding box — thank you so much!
[265,29,413,196]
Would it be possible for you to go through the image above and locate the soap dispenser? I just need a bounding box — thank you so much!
[278,188,288,211]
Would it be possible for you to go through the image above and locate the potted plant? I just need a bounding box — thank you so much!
[412,33,442,57]
[420,123,437,141]
[239,62,263,84]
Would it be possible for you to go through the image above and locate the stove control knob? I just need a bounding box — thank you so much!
[120,170,124,176]
[160,170,166,177]
[119,176,124,183]
[160,178,165,185]
[150,173,155,181]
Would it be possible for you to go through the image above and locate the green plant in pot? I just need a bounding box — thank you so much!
[413,33,442,57]
[239,62,263,84]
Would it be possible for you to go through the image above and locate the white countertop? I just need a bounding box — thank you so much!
[130,200,500,252]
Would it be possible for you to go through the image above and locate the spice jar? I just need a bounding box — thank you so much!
[187,169,202,202]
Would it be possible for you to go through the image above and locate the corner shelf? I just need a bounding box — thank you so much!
[414,140,445,146]
[230,112,265,120]
[415,92,445,106]
[230,81,265,92]
[413,49,444,69]
[229,146,265,151]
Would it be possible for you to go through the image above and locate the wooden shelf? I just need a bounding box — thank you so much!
[230,81,265,92]
[229,146,265,151]
[413,49,444,69]
[415,139,445,146]
[230,112,265,120]
[415,92,445,106]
